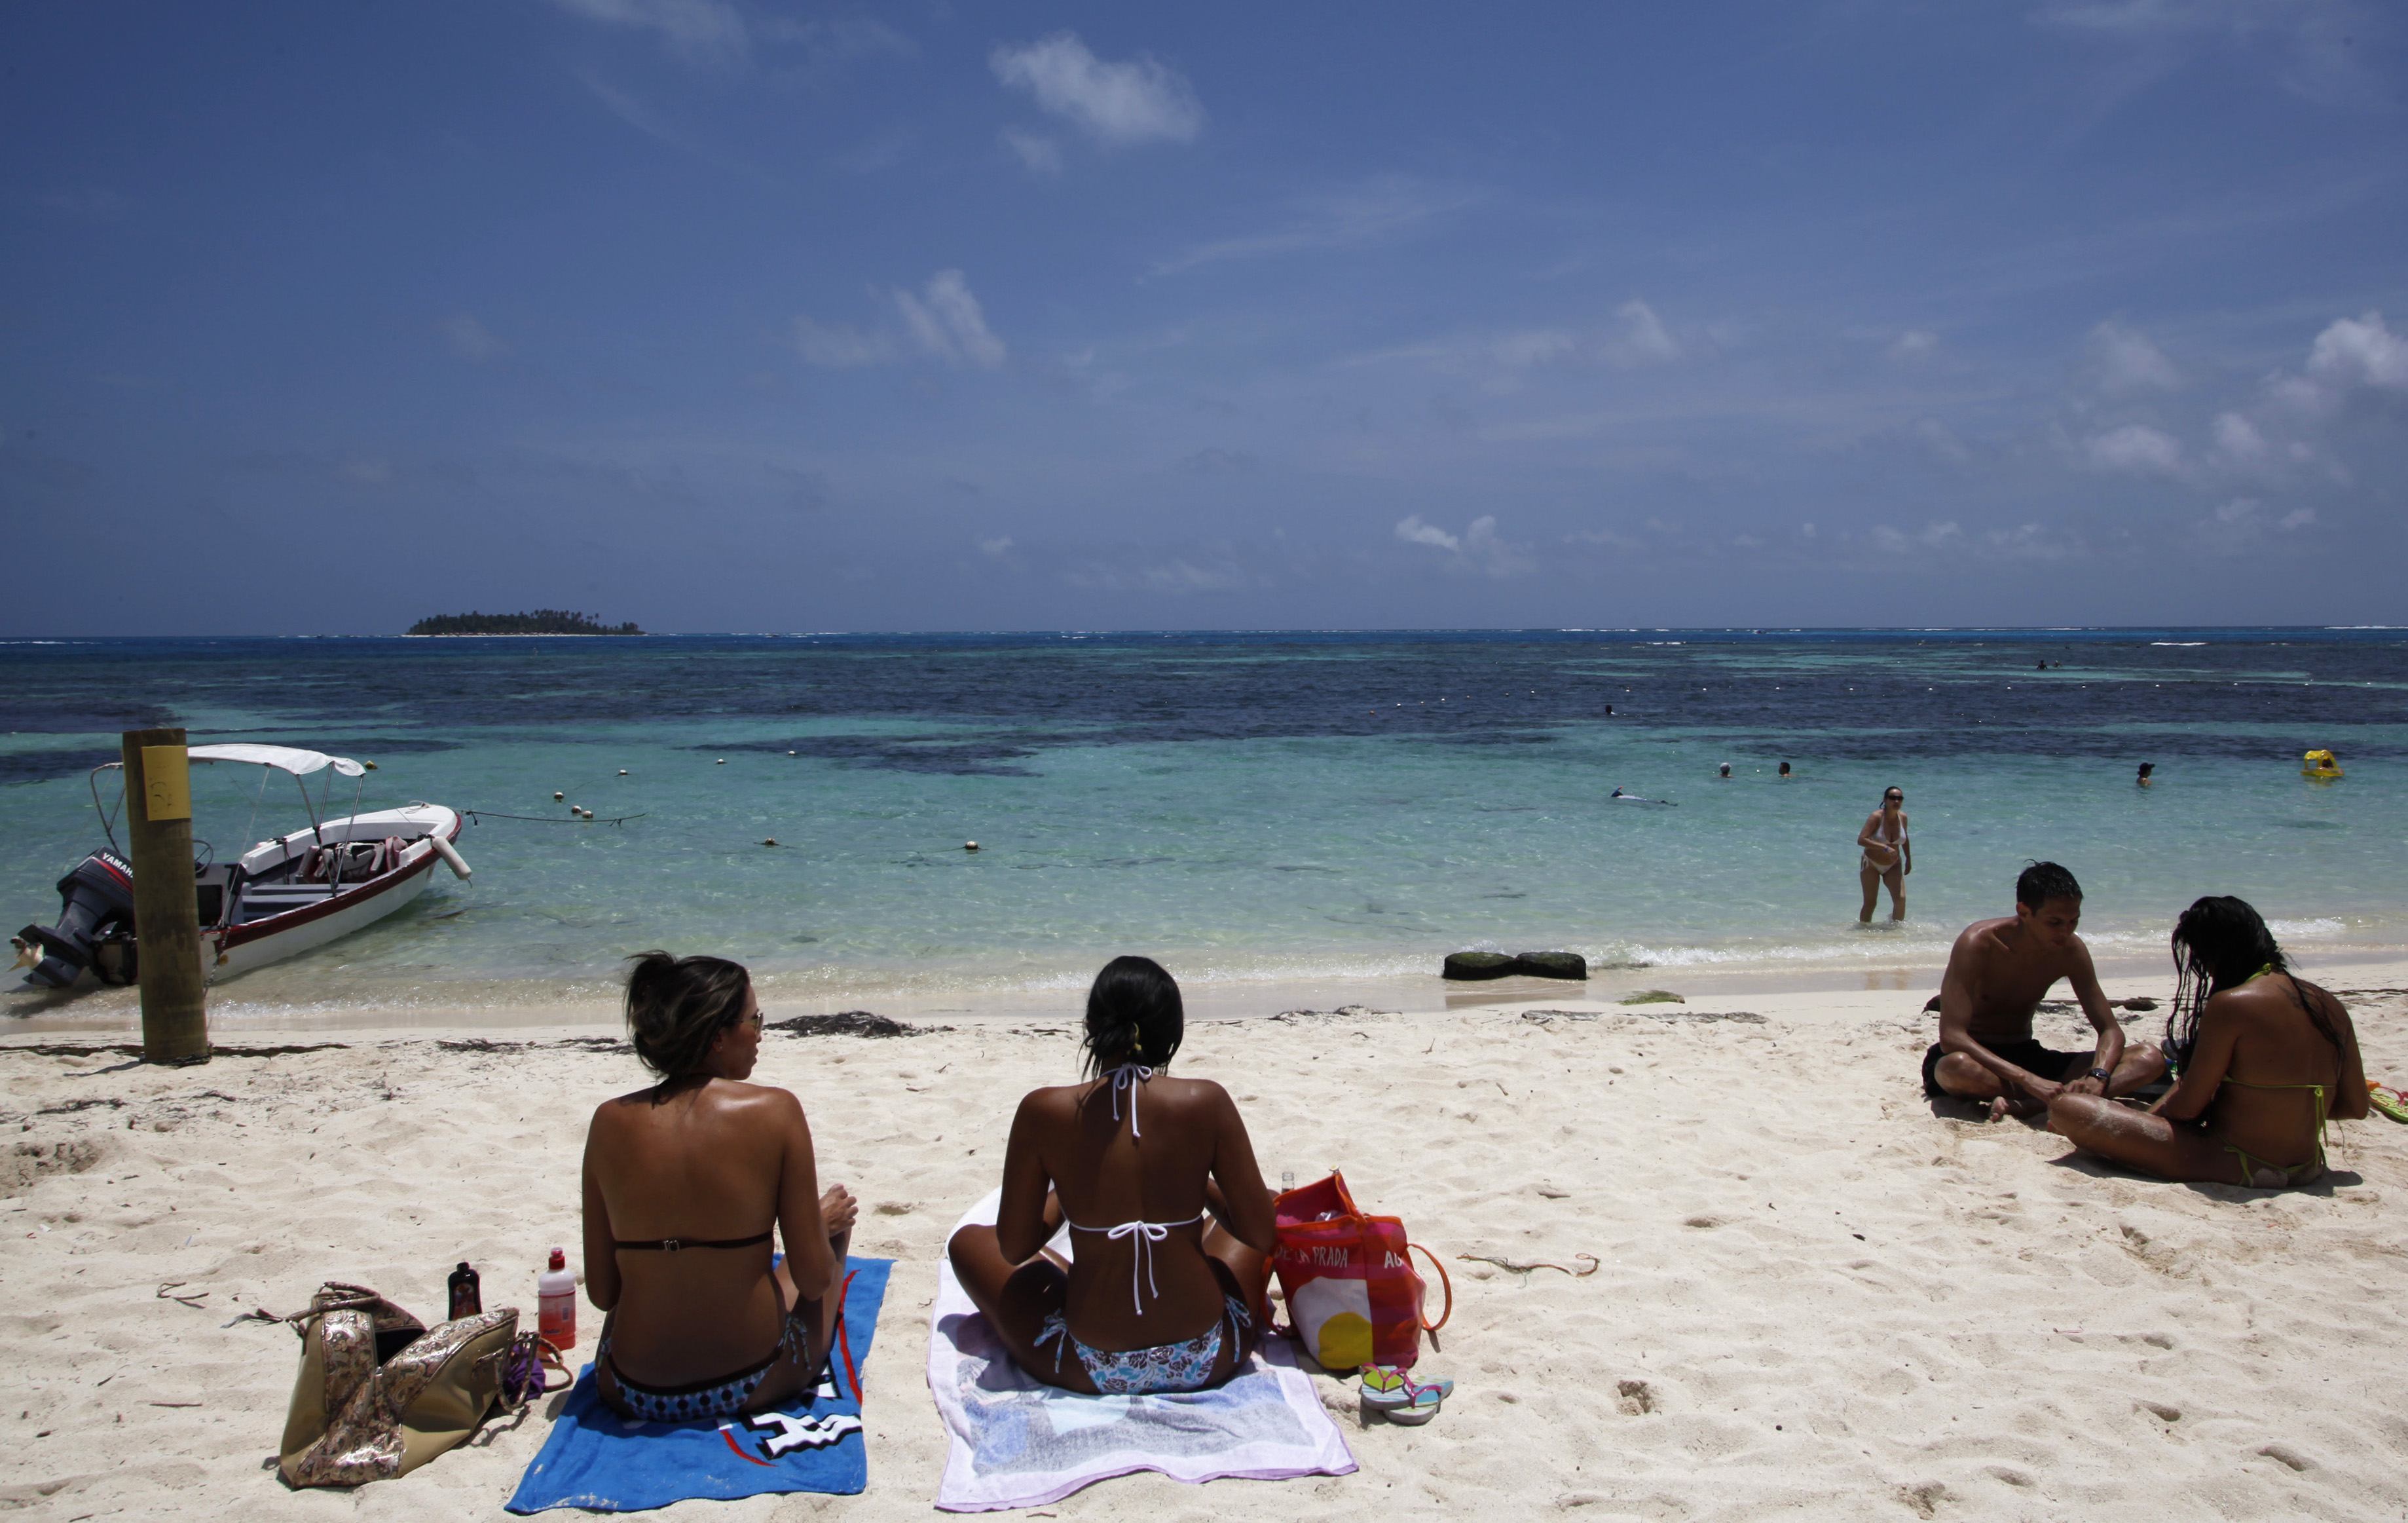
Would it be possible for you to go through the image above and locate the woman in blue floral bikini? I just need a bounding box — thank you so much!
[948,956,1279,1395]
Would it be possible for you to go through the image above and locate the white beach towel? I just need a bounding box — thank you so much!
[927,1190,1357,1513]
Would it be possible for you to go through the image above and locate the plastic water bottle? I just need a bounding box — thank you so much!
[538,1247,577,1348]
[1280,1170,1295,1195]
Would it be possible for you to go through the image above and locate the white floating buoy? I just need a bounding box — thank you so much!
[618,769,628,776]
[553,791,565,801]
[716,759,726,766]
[787,750,796,757]
[965,841,979,852]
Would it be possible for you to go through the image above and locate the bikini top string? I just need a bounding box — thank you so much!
[1106,1061,1153,1137]
[1073,1061,1204,1314]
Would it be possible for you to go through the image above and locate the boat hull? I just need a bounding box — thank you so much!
[204,804,463,983]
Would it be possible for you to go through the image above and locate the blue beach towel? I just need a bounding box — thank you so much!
[506,1258,891,1514]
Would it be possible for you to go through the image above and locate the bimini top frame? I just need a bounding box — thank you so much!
[88,743,376,856]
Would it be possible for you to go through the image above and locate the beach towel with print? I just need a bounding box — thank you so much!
[927,1191,1355,1513]
[504,1256,891,1514]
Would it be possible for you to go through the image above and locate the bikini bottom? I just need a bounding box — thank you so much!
[2223,1144,2325,1190]
[1037,1296,1253,1396]
[599,1300,818,1423]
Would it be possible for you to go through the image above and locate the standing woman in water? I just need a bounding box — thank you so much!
[948,956,1277,1394]
[2049,897,2368,1188]
[1857,786,1912,923]
[582,952,859,1421]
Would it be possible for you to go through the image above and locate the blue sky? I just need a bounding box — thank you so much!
[3,1,2403,633]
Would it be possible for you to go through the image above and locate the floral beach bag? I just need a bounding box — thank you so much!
[1270,1171,1451,1371]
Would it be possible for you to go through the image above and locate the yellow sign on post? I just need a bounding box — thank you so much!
[139,743,192,822]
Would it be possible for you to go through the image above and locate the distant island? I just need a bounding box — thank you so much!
[406,610,644,636]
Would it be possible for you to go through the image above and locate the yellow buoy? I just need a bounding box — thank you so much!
[2303,749,2343,780]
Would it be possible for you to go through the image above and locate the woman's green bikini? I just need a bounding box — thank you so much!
[2206,965,2332,1188]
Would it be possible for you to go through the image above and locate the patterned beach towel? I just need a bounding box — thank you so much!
[505,1257,891,1514]
[927,1191,1356,1513]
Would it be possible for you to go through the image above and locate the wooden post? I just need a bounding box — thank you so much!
[121,728,210,1065]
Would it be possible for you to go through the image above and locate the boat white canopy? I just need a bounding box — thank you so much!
[187,744,367,778]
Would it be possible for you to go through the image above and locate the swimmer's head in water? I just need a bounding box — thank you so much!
[1084,954,1184,1078]
[623,949,755,1080]
[1779,762,1792,776]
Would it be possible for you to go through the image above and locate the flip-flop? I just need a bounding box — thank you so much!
[2367,1083,2408,1125]
[1360,1364,1453,1424]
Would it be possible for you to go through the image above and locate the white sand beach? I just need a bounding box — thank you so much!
[7,965,2408,1520]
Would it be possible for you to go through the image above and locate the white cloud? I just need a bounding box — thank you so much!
[1180,446,1257,474]
[1394,515,1459,551]
[1870,521,1967,554]
[792,316,896,368]
[2210,409,2268,464]
[894,271,1006,369]
[2033,0,2380,108]
[1984,523,2073,560]
[2084,422,2184,476]
[1913,419,1971,463]
[545,0,747,62]
[1394,514,1533,576]
[2198,495,2316,552]
[1610,299,1680,365]
[2305,310,2408,392]
[439,314,508,362]
[1063,555,1255,593]
[1493,330,1577,369]
[1151,176,1477,276]
[756,15,916,69]
[1001,128,1064,175]
[2085,319,2182,393]
[1888,329,1940,362]
[990,33,1202,147]
[979,536,1014,557]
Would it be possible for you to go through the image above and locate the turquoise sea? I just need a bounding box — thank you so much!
[3,630,2402,1023]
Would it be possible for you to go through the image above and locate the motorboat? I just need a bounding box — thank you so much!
[10,742,472,988]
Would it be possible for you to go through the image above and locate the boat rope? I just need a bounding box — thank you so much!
[461,810,648,827]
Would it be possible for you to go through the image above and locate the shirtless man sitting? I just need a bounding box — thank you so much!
[1923,861,2166,1120]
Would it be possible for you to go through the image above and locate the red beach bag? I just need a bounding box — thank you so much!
[1271,1171,1451,1371]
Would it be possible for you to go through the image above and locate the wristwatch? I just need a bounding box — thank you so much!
[2087,1067,2112,1083]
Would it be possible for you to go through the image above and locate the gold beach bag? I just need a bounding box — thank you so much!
[276,1281,518,1488]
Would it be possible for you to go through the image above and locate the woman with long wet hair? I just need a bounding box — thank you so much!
[2049,897,2368,1188]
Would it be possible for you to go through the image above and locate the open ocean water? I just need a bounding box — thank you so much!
[3,630,2404,1021]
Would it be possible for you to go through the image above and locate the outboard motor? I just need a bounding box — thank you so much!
[12,850,136,988]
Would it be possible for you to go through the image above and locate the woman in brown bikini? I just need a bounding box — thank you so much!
[2048,897,2369,1188]
[581,952,859,1421]
[948,956,1278,1395]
